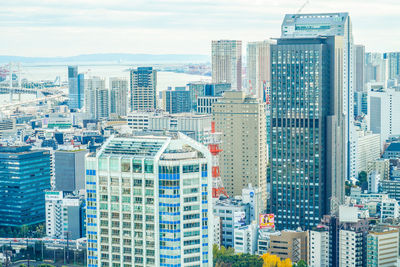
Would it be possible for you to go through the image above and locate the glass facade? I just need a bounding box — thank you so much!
[269,37,345,230]
[0,146,51,227]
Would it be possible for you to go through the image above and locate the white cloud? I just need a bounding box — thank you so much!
[0,0,399,56]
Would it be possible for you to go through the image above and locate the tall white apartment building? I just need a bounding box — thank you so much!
[85,133,213,267]
[246,40,274,99]
[212,40,242,91]
[85,77,109,120]
[130,67,157,112]
[339,230,364,267]
[308,229,330,267]
[109,78,128,117]
[368,88,400,147]
[355,130,381,175]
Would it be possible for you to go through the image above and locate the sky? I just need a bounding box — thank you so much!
[0,0,399,57]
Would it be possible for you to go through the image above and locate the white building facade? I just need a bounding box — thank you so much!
[85,134,213,267]
[212,40,242,91]
[308,229,330,267]
[368,88,400,147]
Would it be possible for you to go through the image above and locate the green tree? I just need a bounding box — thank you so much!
[357,171,368,191]
[293,259,308,267]
[345,181,352,196]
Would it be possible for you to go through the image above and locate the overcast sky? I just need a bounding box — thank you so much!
[1,0,399,57]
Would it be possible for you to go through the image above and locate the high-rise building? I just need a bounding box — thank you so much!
[246,40,274,100]
[85,134,213,267]
[212,91,267,206]
[109,78,128,117]
[383,52,400,81]
[0,146,51,227]
[365,53,388,85]
[355,45,365,92]
[367,228,399,267]
[54,149,87,192]
[354,91,368,117]
[162,87,191,114]
[269,37,345,230]
[354,130,380,175]
[85,77,109,120]
[130,67,157,111]
[68,66,84,110]
[187,82,230,111]
[212,40,242,90]
[282,12,355,181]
[368,88,400,147]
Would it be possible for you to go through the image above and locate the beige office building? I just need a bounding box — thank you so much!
[268,230,308,263]
[367,228,399,267]
[212,91,267,206]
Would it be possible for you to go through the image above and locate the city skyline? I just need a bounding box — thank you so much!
[1,0,400,57]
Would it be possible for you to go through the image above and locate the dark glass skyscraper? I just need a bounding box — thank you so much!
[68,66,84,110]
[269,37,345,230]
[0,146,51,227]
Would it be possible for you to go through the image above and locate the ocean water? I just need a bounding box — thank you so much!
[0,63,210,105]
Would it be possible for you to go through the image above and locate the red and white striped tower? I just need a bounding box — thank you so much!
[208,121,228,199]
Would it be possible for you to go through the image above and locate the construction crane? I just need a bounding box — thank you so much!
[296,0,310,14]
[207,121,229,199]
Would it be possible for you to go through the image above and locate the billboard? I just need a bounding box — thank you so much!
[45,191,62,201]
[259,214,275,229]
[234,211,246,227]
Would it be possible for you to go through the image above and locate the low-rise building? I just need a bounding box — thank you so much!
[383,142,400,159]
[267,230,308,263]
[381,198,399,222]
[45,191,86,240]
[381,180,400,201]
[213,198,251,248]
[257,228,281,256]
[368,158,390,181]
[234,223,258,254]
[127,111,211,142]
[367,227,399,267]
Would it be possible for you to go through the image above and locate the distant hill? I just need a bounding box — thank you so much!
[0,53,210,64]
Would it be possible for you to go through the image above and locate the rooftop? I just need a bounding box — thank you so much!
[101,137,167,157]
[386,142,400,152]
